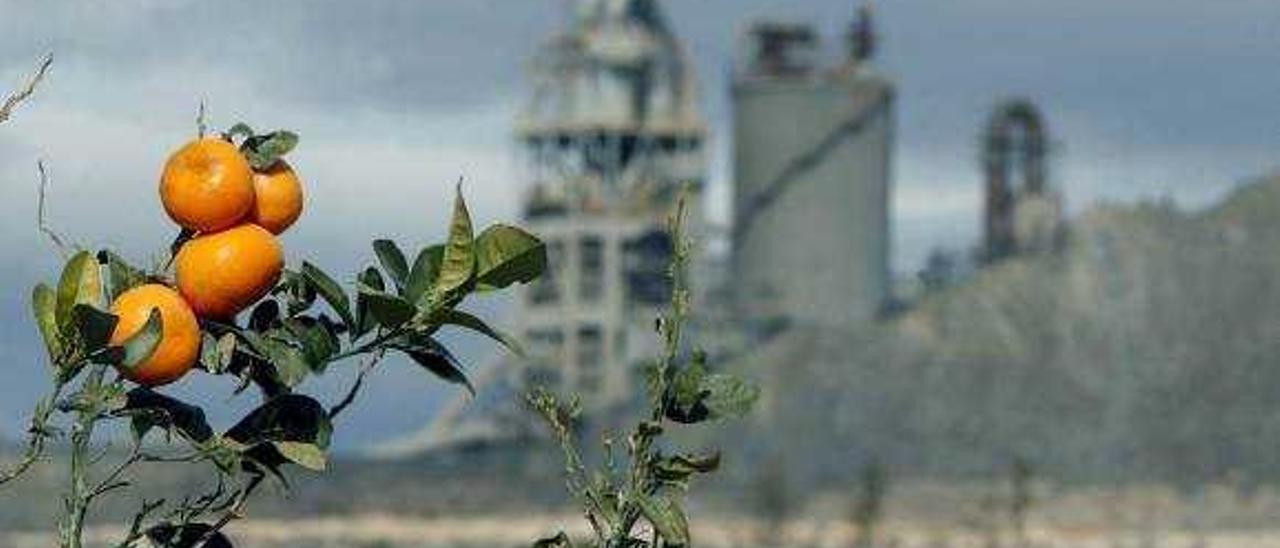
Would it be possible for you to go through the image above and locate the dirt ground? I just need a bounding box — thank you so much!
[6,514,1280,548]
[9,478,1280,547]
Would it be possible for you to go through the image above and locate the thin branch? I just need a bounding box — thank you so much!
[0,380,67,486]
[37,160,71,256]
[196,99,207,138]
[89,445,143,501]
[328,348,385,419]
[198,473,264,545]
[114,498,165,548]
[0,52,52,125]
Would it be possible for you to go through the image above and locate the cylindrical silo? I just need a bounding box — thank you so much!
[731,21,894,328]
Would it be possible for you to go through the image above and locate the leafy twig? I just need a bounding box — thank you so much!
[528,190,747,548]
[0,377,67,486]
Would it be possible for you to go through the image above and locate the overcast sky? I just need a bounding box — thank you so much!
[2,0,1279,450]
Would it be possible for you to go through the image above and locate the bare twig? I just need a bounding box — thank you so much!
[328,348,386,419]
[0,53,52,125]
[37,160,71,256]
[196,100,207,138]
[197,473,264,545]
[88,445,143,501]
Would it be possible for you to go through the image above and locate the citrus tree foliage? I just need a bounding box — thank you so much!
[528,195,759,548]
[8,182,544,547]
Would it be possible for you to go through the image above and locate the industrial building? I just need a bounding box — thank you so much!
[376,1,901,456]
[981,99,1064,262]
[511,0,707,411]
[374,0,708,457]
[731,6,896,329]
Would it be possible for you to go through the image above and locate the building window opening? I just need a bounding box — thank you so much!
[577,325,604,391]
[579,236,605,302]
[530,239,565,305]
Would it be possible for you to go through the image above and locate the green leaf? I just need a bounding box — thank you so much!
[438,309,523,356]
[300,262,356,332]
[243,130,299,170]
[358,283,415,329]
[118,309,164,371]
[226,393,332,448]
[145,523,233,548]
[97,250,148,302]
[271,440,327,471]
[655,451,721,485]
[282,318,339,370]
[532,532,572,548]
[701,374,759,419]
[70,303,118,354]
[168,228,196,261]
[223,122,255,141]
[32,283,62,361]
[248,299,281,331]
[670,360,706,409]
[634,492,690,546]
[373,239,409,291]
[120,387,215,443]
[391,333,473,395]
[431,187,475,304]
[56,250,103,328]
[65,382,129,415]
[474,224,546,291]
[275,269,318,316]
[225,394,332,474]
[240,331,310,387]
[404,245,444,305]
[353,267,384,340]
[200,333,236,374]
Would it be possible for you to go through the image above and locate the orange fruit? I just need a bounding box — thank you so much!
[160,137,255,232]
[108,284,201,386]
[250,160,304,234]
[175,224,284,320]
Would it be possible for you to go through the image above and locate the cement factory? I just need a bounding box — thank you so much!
[375,0,1066,456]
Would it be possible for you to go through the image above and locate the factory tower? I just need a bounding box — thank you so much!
[981,99,1063,261]
[512,0,707,409]
[731,6,895,329]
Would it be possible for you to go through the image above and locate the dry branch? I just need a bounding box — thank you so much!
[0,53,52,125]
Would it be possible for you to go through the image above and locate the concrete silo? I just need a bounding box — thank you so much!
[732,6,895,329]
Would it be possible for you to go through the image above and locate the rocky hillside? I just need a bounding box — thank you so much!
[725,174,1280,489]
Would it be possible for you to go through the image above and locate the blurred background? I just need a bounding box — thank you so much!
[4,0,1280,546]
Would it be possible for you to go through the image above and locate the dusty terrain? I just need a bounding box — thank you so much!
[8,480,1280,547]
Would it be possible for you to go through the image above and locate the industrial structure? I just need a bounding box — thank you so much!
[372,0,706,457]
[511,0,706,411]
[731,6,895,328]
[981,99,1064,262]
[377,0,708,457]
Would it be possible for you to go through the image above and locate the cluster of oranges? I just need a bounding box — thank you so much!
[108,134,305,386]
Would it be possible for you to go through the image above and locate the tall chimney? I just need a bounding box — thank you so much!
[849,3,876,62]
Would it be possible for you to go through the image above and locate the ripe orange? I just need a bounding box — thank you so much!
[160,137,255,233]
[175,224,284,320]
[109,284,201,386]
[250,160,304,234]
